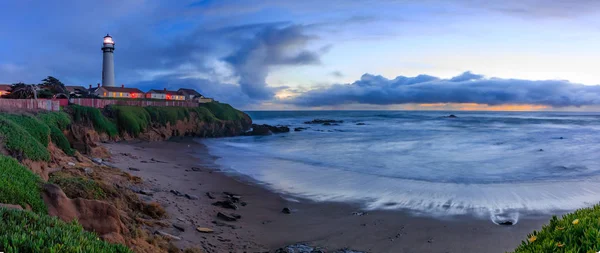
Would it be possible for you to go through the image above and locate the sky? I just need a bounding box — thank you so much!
[1,0,600,110]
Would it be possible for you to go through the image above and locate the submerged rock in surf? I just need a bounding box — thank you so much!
[304,119,343,124]
[246,124,290,135]
[491,211,519,226]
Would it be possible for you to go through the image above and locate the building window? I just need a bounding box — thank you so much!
[103,92,106,96]
[119,92,123,97]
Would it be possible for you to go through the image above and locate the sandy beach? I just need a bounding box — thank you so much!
[103,139,552,253]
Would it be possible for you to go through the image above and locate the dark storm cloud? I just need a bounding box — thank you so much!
[0,1,325,105]
[224,25,322,100]
[290,72,600,107]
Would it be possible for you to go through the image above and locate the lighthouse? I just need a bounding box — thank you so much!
[101,34,115,87]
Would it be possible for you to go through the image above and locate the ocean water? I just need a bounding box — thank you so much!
[202,111,600,222]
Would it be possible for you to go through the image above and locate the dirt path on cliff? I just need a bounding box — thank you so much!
[103,139,551,253]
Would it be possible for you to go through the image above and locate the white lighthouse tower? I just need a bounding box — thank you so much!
[101,34,116,87]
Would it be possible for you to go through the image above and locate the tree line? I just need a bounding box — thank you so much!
[4,76,97,99]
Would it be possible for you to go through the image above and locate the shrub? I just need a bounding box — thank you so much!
[189,107,218,122]
[145,106,188,126]
[512,204,600,253]
[199,102,245,121]
[143,201,166,219]
[69,105,118,136]
[110,106,151,136]
[38,112,75,155]
[0,208,132,253]
[0,155,46,213]
[0,115,50,161]
[37,111,71,130]
[1,114,50,147]
[49,173,106,200]
[111,106,221,136]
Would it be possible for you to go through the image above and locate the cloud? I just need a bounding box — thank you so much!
[449,71,484,82]
[459,0,600,18]
[289,71,600,107]
[330,71,344,78]
[224,24,323,100]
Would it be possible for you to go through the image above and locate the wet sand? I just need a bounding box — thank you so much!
[103,139,551,253]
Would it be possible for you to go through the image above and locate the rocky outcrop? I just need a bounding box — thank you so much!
[67,112,252,154]
[41,183,128,244]
[66,124,112,157]
[135,113,252,141]
[246,124,290,136]
[304,119,343,125]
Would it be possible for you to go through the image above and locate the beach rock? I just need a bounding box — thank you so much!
[447,114,458,118]
[154,231,181,241]
[92,158,103,164]
[538,149,544,152]
[196,227,214,233]
[212,220,237,229]
[185,194,199,200]
[206,192,216,199]
[83,167,93,175]
[275,244,325,253]
[67,162,75,166]
[267,125,290,133]
[247,124,290,135]
[173,223,186,231]
[217,212,238,221]
[102,162,117,168]
[282,207,292,214]
[491,211,519,226]
[212,200,238,210]
[352,211,366,216]
[151,158,167,163]
[241,202,247,206]
[304,119,343,124]
[128,167,140,171]
[224,193,241,202]
[191,167,201,171]
[248,124,272,135]
[356,123,366,125]
[334,250,366,253]
[140,190,154,196]
[170,190,184,197]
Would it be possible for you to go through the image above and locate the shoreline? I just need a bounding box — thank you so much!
[103,139,551,253]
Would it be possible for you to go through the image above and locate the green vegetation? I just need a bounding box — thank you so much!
[200,102,246,121]
[0,155,46,213]
[70,104,118,136]
[38,112,75,155]
[110,106,150,136]
[49,173,106,200]
[68,103,246,137]
[38,111,71,130]
[0,112,75,159]
[0,208,132,253]
[145,106,189,126]
[1,114,50,147]
[0,115,50,161]
[109,106,220,136]
[512,204,600,253]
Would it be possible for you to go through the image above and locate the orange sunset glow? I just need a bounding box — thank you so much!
[414,103,550,111]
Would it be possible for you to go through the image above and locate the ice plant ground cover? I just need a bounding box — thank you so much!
[511,204,600,253]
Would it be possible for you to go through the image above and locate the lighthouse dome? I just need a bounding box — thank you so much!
[103,34,114,45]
